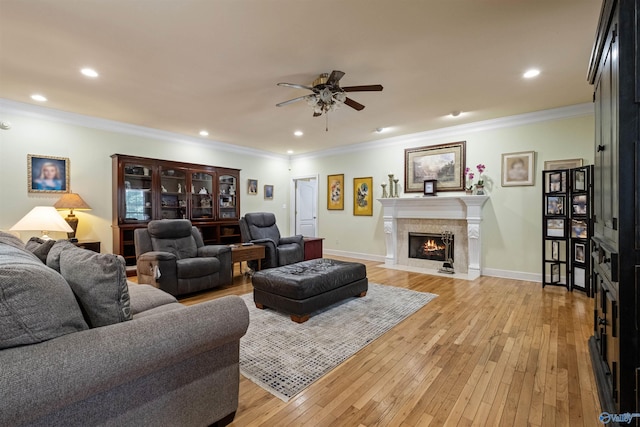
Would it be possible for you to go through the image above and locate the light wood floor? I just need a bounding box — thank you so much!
[178,257,602,427]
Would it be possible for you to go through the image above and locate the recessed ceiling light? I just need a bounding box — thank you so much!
[294,130,303,137]
[80,68,99,78]
[523,69,540,79]
[31,94,47,102]
[287,150,294,154]
[450,111,462,117]
[199,130,209,137]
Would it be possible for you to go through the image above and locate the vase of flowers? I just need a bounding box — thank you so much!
[475,164,486,194]
[465,164,487,195]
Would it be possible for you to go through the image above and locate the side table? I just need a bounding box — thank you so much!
[303,237,324,261]
[231,244,266,276]
[73,240,101,253]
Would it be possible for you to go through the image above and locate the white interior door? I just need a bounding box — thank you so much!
[295,178,317,236]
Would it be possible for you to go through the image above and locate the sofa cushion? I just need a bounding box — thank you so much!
[176,257,220,279]
[0,236,88,350]
[128,282,179,316]
[46,240,77,272]
[25,237,56,263]
[59,246,132,327]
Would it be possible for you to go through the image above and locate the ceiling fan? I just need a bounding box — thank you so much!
[276,70,383,118]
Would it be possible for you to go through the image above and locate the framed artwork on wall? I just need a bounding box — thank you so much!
[544,158,583,170]
[501,151,535,187]
[353,176,373,216]
[404,141,466,192]
[264,185,274,199]
[28,154,70,193]
[327,174,344,210]
[247,179,258,195]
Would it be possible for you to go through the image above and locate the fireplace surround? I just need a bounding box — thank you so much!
[378,195,489,279]
[408,232,453,262]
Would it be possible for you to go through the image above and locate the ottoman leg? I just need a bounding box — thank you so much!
[255,302,265,309]
[358,291,367,297]
[291,314,310,323]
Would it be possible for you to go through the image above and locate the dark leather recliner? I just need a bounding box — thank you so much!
[134,219,232,296]
[239,212,304,270]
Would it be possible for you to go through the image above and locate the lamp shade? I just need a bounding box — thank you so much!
[10,206,73,239]
[54,193,91,212]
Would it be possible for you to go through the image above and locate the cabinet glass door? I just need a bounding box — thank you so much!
[191,172,214,220]
[123,162,153,222]
[218,174,237,219]
[160,167,187,219]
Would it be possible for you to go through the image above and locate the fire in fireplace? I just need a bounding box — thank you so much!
[408,232,454,262]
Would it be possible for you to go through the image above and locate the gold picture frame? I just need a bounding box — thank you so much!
[27,154,70,193]
[353,176,373,216]
[404,141,466,192]
[327,174,344,210]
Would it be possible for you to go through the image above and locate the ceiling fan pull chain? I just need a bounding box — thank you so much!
[326,113,329,132]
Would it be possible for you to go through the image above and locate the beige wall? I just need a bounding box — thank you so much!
[1,103,594,280]
[290,109,594,280]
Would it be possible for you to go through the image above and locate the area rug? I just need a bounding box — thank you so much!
[239,282,438,402]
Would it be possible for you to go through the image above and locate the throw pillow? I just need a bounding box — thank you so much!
[25,237,56,264]
[59,246,132,327]
[46,240,77,272]
[0,240,88,350]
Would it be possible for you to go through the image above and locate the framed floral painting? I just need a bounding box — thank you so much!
[353,176,373,216]
[327,174,344,210]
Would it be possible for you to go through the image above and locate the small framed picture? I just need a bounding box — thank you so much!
[353,176,373,216]
[264,185,274,200]
[327,174,344,210]
[547,172,564,192]
[551,240,560,261]
[573,169,586,191]
[28,154,70,193]
[247,179,258,195]
[571,219,588,239]
[501,151,535,187]
[574,242,586,263]
[572,194,588,215]
[544,158,583,170]
[546,195,565,215]
[573,266,586,289]
[546,218,565,238]
[423,179,437,196]
[551,263,561,283]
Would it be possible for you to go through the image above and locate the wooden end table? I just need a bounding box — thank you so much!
[231,244,265,276]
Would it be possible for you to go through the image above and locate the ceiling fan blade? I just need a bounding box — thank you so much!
[313,111,322,117]
[344,97,365,111]
[326,70,345,86]
[277,82,315,91]
[276,95,309,107]
[342,84,383,92]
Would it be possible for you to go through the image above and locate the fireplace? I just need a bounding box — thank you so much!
[408,232,454,262]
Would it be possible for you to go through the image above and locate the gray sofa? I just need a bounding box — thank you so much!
[0,232,249,427]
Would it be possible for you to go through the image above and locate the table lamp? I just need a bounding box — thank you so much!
[10,206,73,240]
[54,193,91,240]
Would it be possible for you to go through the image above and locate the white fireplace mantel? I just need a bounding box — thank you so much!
[378,195,489,279]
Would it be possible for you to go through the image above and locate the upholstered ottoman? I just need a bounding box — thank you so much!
[251,258,368,323]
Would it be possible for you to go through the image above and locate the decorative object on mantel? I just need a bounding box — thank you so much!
[54,192,91,240]
[387,173,396,197]
[404,141,466,192]
[438,231,455,274]
[501,151,536,187]
[423,179,437,196]
[393,178,400,197]
[465,164,487,195]
[381,183,388,198]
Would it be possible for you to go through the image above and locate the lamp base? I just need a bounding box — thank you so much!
[65,215,78,240]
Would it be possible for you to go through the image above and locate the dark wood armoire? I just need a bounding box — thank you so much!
[587,0,640,417]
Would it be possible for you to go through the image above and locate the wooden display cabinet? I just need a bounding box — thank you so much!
[112,154,241,270]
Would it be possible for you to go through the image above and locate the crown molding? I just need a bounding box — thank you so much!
[0,98,287,161]
[292,103,594,161]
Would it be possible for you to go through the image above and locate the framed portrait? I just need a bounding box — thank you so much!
[28,154,69,193]
[247,179,258,195]
[573,169,586,191]
[404,141,465,192]
[572,194,587,215]
[546,218,565,238]
[327,174,344,210]
[544,158,583,170]
[264,185,274,200]
[501,151,535,187]
[353,176,373,216]
[571,219,588,239]
[423,179,437,196]
[574,242,586,263]
[546,195,565,215]
[551,240,560,261]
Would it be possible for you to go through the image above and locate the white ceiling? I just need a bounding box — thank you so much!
[0,0,602,155]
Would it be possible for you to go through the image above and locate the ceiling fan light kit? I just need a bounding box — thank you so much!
[276,70,383,130]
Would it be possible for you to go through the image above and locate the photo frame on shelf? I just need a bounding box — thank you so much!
[501,151,535,187]
[264,185,274,200]
[571,219,588,239]
[572,194,588,215]
[546,218,565,238]
[27,154,70,193]
[327,174,344,210]
[423,179,437,196]
[546,195,565,215]
[404,141,465,192]
[353,176,373,216]
[247,179,258,195]
[574,242,586,263]
[573,169,587,191]
[544,158,583,170]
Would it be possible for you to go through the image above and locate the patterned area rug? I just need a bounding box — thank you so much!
[239,282,438,402]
